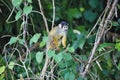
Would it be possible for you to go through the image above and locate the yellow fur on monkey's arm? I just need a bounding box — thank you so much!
[62,35,67,48]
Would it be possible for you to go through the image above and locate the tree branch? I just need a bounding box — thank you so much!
[81,0,118,77]
[38,0,49,33]
[51,0,55,29]
[37,0,56,80]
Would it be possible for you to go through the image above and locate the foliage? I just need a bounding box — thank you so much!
[0,0,120,80]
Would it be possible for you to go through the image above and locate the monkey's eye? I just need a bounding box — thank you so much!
[63,26,68,30]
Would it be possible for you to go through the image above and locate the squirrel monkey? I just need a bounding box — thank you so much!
[41,21,68,80]
[47,21,69,50]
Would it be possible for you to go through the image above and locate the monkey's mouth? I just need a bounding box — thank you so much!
[65,29,68,31]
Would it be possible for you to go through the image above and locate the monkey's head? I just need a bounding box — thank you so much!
[58,21,69,33]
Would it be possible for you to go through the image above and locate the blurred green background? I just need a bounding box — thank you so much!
[0,0,120,80]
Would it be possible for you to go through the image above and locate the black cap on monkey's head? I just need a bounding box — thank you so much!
[60,21,69,26]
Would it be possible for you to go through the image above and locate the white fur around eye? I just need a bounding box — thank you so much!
[64,26,68,29]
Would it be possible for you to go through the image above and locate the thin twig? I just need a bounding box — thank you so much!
[1,0,11,11]
[51,0,55,29]
[92,49,114,62]
[40,52,49,80]
[6,7,16,23]
[32,10,42,14]
[38,0,49,33]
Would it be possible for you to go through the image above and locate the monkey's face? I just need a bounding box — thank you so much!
[58,21,68,32]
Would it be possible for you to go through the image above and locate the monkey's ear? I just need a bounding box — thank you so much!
[58,24,62,28]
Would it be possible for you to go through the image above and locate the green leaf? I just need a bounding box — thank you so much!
[67,8,82,19]
[97,43,114,51]
[27,0,32,3]
[78,77,84,80]
[8,61,15,70]
[80,55,88,61]
[77,25,86,33]
[116,39,120,43]
[72,34,86,49]
[117,62,120,70]
[69,72,75,80]
[39,36,48,48]
[23,5,32,15]
[118,4,120,9]
[63,53,72,61]
[89,0,98,8]
[12,0,22,7]
[64,72,69,80]
[84,10,97,23]
[18,39,24,45]
[58,61,67,69]
[39,41,46,48]
[54,53,63,63]
[115,43,120,51]
[43,36,48,42]
[36,52,44,63]
[107,59,112,68]
[118,18,120,24]
[112,21,119,26]
[79,36,86,49]
[29,33,41,46]
[15,10,22,20]
[47,50,55,58]
[0,66,5,74]
[79,7,85,12]
[67,47,75,53]
[9,37,17,45]
[0,73,4,80]
[104,52,110,60]
[64,72,75,80]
